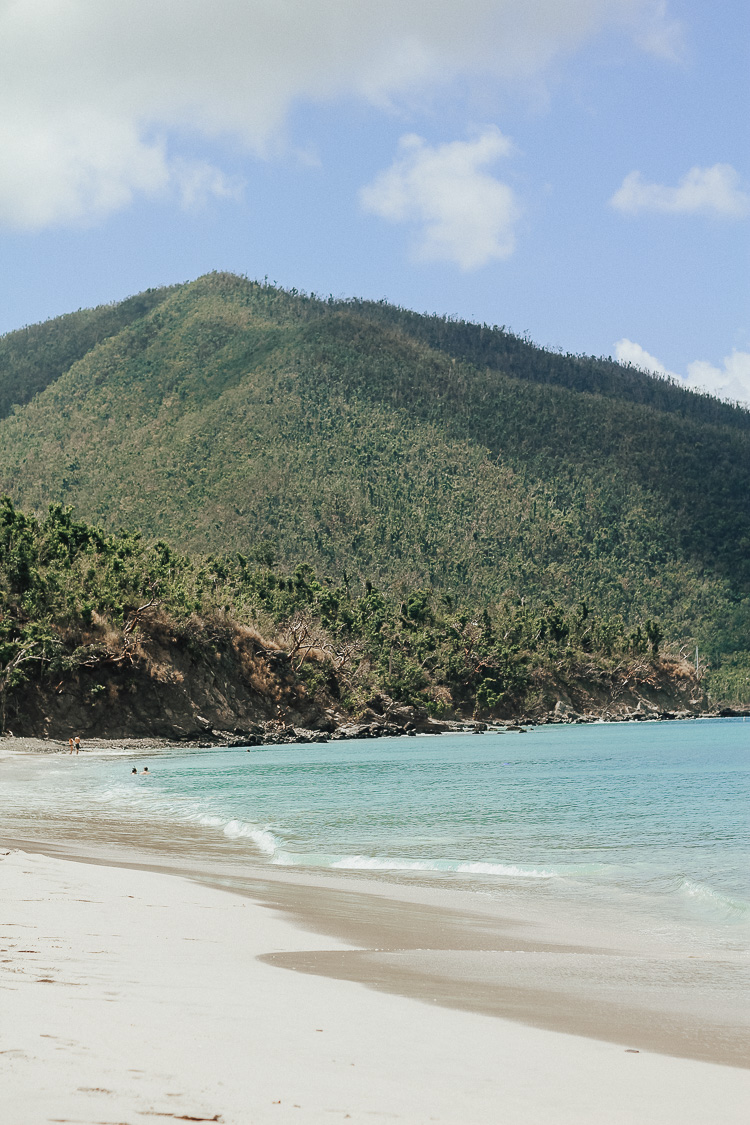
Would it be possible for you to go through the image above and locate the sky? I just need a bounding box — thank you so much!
[0,1,748,402]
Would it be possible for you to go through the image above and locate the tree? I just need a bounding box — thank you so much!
[645,619,663,656]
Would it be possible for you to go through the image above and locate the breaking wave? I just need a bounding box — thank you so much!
[677,877,750,920]
[220,820,280,856]
[328,855,554,877]
[91,784,561,875]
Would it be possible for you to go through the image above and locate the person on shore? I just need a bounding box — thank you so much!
[74,736,81,754]
[68,738,75,754]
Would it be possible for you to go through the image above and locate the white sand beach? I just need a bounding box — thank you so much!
[1,845,748,1125]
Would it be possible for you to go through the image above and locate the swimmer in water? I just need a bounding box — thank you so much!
[131,767,137,775]
[141,766,150,775]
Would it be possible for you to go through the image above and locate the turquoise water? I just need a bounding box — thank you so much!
[3,719,749,950]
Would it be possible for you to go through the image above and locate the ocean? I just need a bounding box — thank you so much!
[3,717,748,959]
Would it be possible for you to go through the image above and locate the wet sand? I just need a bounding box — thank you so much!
[1,845,749,1125]
[3,814,749,1071]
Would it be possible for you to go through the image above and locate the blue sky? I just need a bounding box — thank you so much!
[0,1,747,400]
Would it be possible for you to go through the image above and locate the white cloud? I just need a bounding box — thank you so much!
[171,161,243,212]
[684,352,750,405]
[360,130,520,269]
[629,0,684,60]
[611,165,750,219]
[0,1,677,229]
[0,113,241,229]
[615,339,750,406]
[615,338,676,379]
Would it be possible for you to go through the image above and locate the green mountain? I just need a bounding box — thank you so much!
[0,272,748,688]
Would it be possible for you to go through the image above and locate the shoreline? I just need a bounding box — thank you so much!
[3,820,749,1072]
[1,843,748,1125]
[0,705,741,758]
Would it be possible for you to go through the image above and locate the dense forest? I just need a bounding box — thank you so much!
[0,272,747,703]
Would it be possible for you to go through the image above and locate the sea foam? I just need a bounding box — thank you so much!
[328,854,553,877]
[678,877,750,920]
[221,819,280,855]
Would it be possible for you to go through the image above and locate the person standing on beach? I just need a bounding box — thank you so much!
[74,736,81,754]
[68,738,75,754]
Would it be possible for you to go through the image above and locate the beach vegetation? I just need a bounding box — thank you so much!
[0,498,696,728]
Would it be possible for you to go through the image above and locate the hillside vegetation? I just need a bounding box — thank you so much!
[0,284,176,421]
[0,500,702,737]
[0,272,747,699]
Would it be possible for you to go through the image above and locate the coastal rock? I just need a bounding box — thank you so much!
[554,700,580,722]
[332,722,378,740]
[261,725,332,745]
